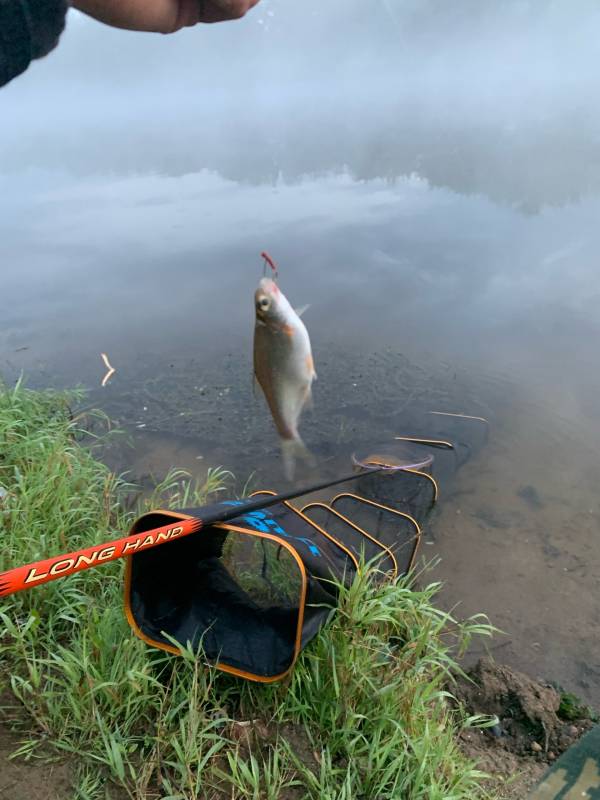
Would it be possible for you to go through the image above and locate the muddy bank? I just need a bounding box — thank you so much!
[0,696,72,800]
[0,731,70,800]
[453,658,597,799]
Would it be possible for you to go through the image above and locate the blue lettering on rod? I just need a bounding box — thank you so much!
[221,501,321,557]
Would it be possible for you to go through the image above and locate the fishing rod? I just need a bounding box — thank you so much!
[0,466,385,599]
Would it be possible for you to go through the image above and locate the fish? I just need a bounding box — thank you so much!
[253,277,316,479]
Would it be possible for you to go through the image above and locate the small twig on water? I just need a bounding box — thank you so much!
[100,353,116,387]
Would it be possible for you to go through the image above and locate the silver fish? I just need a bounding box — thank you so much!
[253,277,316,478]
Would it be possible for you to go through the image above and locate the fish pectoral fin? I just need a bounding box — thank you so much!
[252,372,260,400]
[305,354,317,380]
[294,304,310,318]
[302,387,314,412]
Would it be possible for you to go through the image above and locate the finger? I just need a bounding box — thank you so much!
[199,0,258,24]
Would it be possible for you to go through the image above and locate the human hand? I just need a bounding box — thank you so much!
[198,0,261,24]
[71,0,261,34]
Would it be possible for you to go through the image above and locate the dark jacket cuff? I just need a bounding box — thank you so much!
[0,0,68,88]
[28,0,68,59]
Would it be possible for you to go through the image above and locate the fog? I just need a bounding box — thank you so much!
[2,1,600,207]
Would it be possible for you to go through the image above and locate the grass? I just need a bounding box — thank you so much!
[0,380,498,799]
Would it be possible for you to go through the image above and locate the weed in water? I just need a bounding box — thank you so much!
[557,689,598,723]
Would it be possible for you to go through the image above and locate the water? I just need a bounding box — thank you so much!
[1,1,600,703]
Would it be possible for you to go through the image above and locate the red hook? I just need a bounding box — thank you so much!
[260,251,278,279]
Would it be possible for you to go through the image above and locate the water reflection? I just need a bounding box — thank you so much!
[1,165,599,381]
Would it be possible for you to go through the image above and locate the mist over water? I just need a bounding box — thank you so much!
[1,1,600,701]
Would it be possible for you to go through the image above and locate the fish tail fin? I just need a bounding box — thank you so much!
[280,437,316,481]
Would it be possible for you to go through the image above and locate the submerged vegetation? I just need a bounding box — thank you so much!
[0,381,497,799]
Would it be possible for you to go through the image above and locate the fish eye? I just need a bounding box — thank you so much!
[259,297,270,309]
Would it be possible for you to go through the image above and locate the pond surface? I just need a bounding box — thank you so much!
[1,2,600,704]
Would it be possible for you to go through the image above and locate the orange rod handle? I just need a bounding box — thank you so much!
[0,517,202,598]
